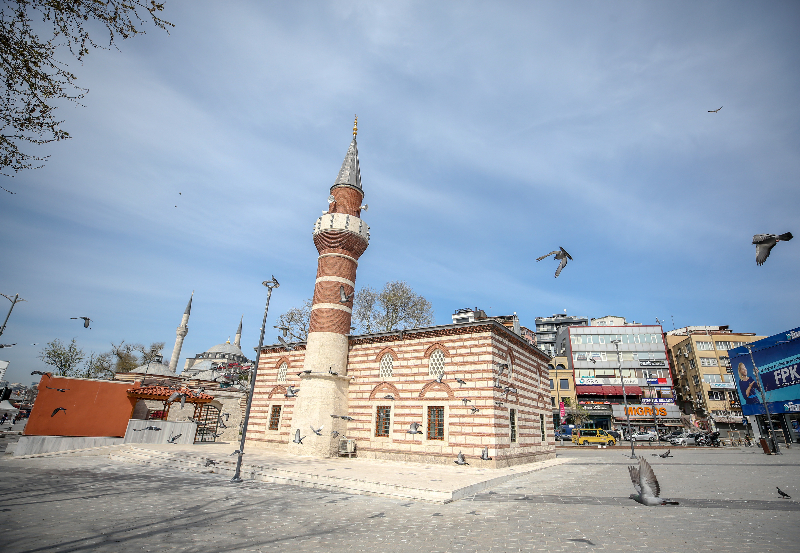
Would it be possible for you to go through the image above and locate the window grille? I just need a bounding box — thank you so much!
[428,349,445,377]
[376,406,391,437]
[540,413,546,438]
[277,362,287,383]
[510,409,517,442]
[427,406,444,440]
[379,354,393,378]
[268,405,281,430]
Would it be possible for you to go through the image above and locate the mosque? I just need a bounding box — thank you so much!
[245,119,556,467]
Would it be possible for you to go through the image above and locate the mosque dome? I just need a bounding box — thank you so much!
[129,362,174,376]
[207,341,244,356]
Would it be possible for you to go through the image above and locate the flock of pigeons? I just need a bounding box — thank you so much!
[537,232,792,279]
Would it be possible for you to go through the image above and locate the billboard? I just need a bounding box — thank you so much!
[729,326,800,416]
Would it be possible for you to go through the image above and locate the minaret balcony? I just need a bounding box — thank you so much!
[313,213,370,243]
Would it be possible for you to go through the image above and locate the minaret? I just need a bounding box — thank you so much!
[168,291,192,374]
[234,316,243,348]
[288,117,370,457]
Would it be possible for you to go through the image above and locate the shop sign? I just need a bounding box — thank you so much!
[559,402,565,418]
[639,360,666,367]
[576,353,587,360]
[641,398,675,404]
[576,377,638,385]
[709,382,735,389]
[612,404,682,419]
[583,405,611,411]
[646,379,659,385]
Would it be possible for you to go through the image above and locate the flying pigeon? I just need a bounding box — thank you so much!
[167,391,188,409]
[331,430,340,438]
[293,429,305,444]
[406,422,423,434]
[628,457,679,506]
[51,407,66,417]
[133,426,162,432]
[310,424,324,436]
[456,378,467,387]
[494,401,504,407]
[339,285,354,304]
[0,344,15,348]
[454,451,469,466]
[285,386,298,398]
[470,407,480,414]
[31,371,52,377]
[70,317,92,328]
[536,247,572,278]
[383,394,395,400]
[339,415,355,421]
[45,386,69,392]
[230,450,243,456]
[296,370,311,376]
[435,371,445,384]
[777,487,791,499]
[278,336,295,350]
[461,398,472,405]
[496,363,508,375]
[708,106,723,113]
[480,447,492,461]
[753,233,793,265]
[167,434,182,444]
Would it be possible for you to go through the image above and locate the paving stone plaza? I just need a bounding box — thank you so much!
[2,446,799,552]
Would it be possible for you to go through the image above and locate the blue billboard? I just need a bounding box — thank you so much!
[729,327,800,416]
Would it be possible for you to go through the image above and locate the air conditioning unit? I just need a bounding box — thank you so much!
[339,438,356,457]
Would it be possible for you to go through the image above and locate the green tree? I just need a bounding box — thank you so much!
[0,0,172,176]
[38,338,84,376]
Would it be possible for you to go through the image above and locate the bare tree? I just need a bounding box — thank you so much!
[0,1,172,176]
[81,351,114,380]
[38,338,84,376]
[275,299,312,342]
[135,341,165,365]
[353,280,434,334]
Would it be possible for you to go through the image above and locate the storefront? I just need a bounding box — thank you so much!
[611,403,683,432]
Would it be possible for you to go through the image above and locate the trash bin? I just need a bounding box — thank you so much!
[759,437,772,455]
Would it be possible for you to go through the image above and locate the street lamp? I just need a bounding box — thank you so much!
[643,370,662,442]
[0,293,26,338]
[231,275,279,483]
[612,339,636,458]
[744,343,781,455]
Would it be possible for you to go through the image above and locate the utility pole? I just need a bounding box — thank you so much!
[0,293,26,338]
[612,339,636,458]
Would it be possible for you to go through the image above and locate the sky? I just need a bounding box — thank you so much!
[1,1,799,385]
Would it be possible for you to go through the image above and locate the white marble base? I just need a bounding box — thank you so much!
[14,436,124,456]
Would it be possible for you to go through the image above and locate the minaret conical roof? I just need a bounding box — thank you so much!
[334,123,361,190]
[185,291,194,315]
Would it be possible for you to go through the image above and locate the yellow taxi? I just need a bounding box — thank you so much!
[571,428,616,446]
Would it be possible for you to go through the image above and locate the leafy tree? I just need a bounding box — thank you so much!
[274,299,312,342]
[353,280,434,333]
[38,338,84,376]
[0,0,172,176]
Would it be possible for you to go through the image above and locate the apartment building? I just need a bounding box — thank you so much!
[534,313,588,357]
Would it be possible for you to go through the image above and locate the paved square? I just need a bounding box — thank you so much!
[1,446,798,552]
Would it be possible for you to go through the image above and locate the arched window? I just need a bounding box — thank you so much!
[379,354,393,378]
[277,362,288,383]
[428,349,445,377]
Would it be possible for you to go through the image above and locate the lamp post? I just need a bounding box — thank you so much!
[745,343,781,455]
[612,339,636,458]
[0,293,26,338]
[643,370,662,442]
[231,276,279,483]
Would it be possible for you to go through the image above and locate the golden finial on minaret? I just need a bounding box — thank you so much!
[353,114,358,137]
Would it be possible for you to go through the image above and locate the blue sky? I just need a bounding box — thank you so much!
[1,2,798,384]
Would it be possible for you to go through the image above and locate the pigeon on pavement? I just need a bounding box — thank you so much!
[777,487,791,499]
[480,447,492,461]
[454,451,469,466]
[628,457,679,505]
[167,434,182,443]
[536,247,572,278]
[753,233,793,265]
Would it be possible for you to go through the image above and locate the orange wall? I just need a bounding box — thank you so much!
[25,376,139,437]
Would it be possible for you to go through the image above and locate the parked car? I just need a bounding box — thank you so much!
[630,431,658,442]
[572,428,616,446]
[670,432,700,445]
[554,431,572,442]
[606,430,622,441]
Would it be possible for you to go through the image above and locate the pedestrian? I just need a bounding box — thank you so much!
[0,413,7,425]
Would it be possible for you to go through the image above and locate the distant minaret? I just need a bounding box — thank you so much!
[168,292,193,374]
[288,117,370,457]
[234,316,243,348]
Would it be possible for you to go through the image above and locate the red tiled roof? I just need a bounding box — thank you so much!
[126,386,214,401]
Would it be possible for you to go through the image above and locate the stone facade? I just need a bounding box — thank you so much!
[246,321,556,467]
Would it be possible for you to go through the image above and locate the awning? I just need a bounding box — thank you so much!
[576,385,642,396]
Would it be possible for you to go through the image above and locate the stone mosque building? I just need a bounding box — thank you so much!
[246,120,555,467]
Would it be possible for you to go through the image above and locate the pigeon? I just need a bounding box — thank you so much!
[274,325,290,337]
[406,422,423,434]
[339,285,354,304]
[470,407,480,414]
[480,447,492,461]
[331,430,340,438]
[230,450,243,456]
[494,401,504,407]
[0,344,15,348]
[628,457,679,505]
[777,487,791,499]
[339,415,354,421]
[753,233,793,265]
[310,424,324,436]
[284,386,298,398]
[45,386,69,392]
[329,367,338,376]
[456,378,467,387]
[461,398,472,405]
[51,407,66,417]
[133,426,162,432]
[536,247,572,278]
[330,414,340,419]
[383,395,395,400]
[435,371,445,384]
[31,371,51,377]
[658,449,672,458]
[167,392,188,409]
[454,451,469,465]
[296,370,311,376]
[708,106,723,113]
[496,363,508,375]
[70,316,92,328]
[204,459,217,467]
[167,434,182,444]
[278,336,295,350]
[293,429,305,444]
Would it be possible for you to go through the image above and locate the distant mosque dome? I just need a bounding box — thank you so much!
[129,355,175,377]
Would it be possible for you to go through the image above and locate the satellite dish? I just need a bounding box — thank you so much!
[360,204,368,211]
[328,195,335,204]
